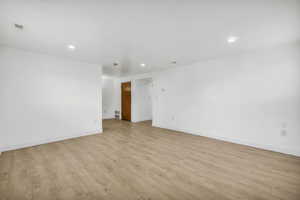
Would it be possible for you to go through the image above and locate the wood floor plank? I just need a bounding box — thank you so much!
[0,119,299,200]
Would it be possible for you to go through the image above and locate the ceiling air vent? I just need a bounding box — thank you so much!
[14,24,24,30]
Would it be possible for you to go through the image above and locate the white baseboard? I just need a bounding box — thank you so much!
[0,129,103,152]
[153,124,300,157]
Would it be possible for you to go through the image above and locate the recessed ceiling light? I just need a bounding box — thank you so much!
[227,36,239,44]
[67,44,76,50]
[140,63,146,67]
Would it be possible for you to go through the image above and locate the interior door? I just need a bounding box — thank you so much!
[121,82,131,121]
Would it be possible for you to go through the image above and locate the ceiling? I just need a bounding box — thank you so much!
[0,0,300,77]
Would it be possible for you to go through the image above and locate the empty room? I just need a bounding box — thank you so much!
[1,0,300,199]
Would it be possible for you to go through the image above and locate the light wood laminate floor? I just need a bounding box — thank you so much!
[0,119,300,200]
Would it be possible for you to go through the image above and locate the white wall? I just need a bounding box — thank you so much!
[0,46,102,152]
[102,76,117,119]
[132,78,153,122]
[152,42,300,156]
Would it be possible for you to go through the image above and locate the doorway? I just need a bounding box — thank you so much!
[131,78,153,124]
[121,82,131,121]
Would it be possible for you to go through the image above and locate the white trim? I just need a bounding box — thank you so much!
[103,117,115,120]
[153,124,300,157]
[0,129,103,152]
[120,72,154,82]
